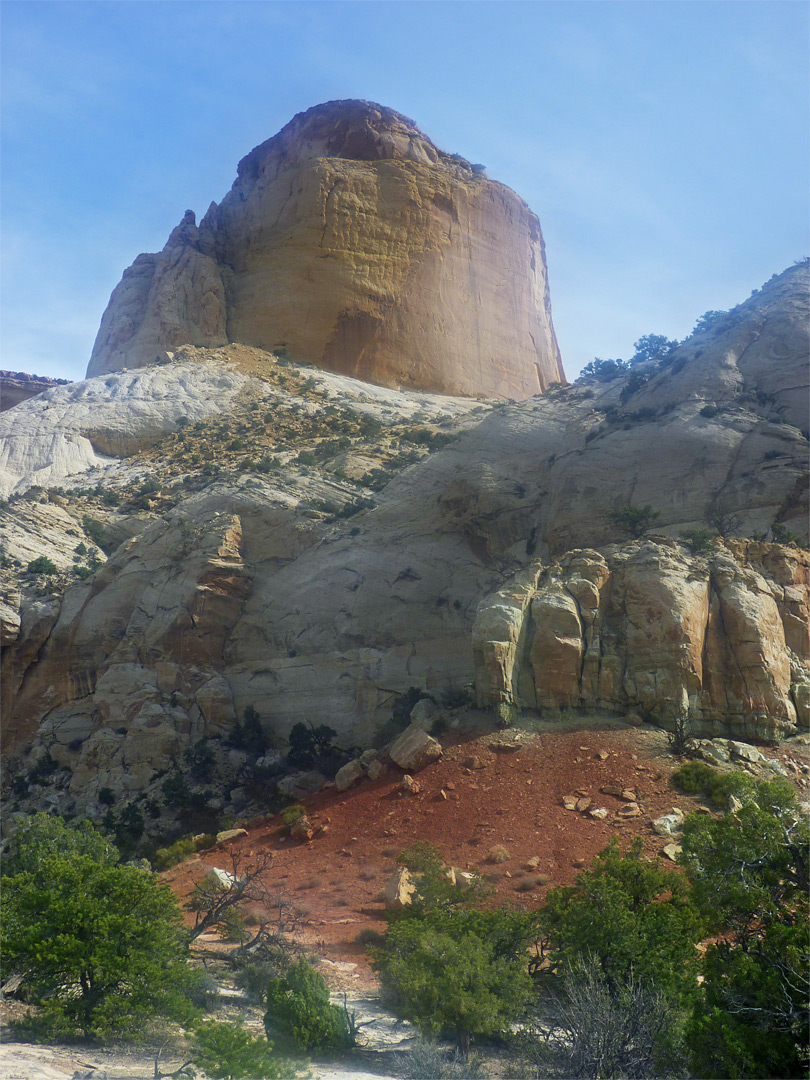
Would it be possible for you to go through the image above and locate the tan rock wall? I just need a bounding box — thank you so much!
[473,540,809,741]
[87,101,563,399]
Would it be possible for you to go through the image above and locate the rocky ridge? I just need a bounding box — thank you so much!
[1,263,808,828]
[0,371,71,412]
[87,100,563,399]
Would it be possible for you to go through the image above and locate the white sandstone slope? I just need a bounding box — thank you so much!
[0,360,257,496]
[0,264,808,824]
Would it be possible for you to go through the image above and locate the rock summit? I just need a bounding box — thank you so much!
[88,100,564,399]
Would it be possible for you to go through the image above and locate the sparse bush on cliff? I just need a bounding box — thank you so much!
[607,503,660,538]
[579,357,628,381]
[679,528,717,553]
[286,721,337,768]
[26,555,58,575]
[629,333,679,366]
[228,705,268,757]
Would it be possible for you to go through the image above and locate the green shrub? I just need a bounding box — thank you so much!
[681,778,809,1078]
[680,528,717,554]
[607,503,660,538]
[671,762,758,807]
[375,906,534,1055]
[264,958,353,1052]
[537,838,703,1012]
[191,1019,301,1079]
[27,556,58,575]
[280,804,306,829]
[0,815,200,1039]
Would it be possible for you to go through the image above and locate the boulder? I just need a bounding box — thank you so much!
[367,759,389,782]
[277,772,327,800]
[389,724,442,772]
[383,866,416,910]
[652,809,685,837]
[215,828,248,844]
[729,741,765,764]
[205,867,237,891]
[335,759,364,792]
[409,698,438,731]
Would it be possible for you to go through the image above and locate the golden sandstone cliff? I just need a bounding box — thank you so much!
[87,101,564,399]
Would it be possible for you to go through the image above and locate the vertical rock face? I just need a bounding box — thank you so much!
[88,100,564,398]
[473,540,810,742]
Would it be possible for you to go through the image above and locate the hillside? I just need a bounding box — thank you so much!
[0,263,807,840]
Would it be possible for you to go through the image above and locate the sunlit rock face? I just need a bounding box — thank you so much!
[87,100,564,399]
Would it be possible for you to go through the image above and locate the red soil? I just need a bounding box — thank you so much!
[161,724,805,989]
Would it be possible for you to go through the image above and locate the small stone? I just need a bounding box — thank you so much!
[401,774,421,795]
[662,843,682,862]
[601,784,624,797]
[617,803,642,817]
[620,789,637,802]
[465,755,484,770]
[290,816,314,842]
[575,797,592,812]
[596,749,609,761]
[562,794,579,811]
[523,856,540,870]
[572,857,587,868]
[588,807,608,820]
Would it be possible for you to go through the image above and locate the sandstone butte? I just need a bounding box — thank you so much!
[87,100,565,400]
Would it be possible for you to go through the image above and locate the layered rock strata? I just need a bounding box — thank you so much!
[87,100,564,399]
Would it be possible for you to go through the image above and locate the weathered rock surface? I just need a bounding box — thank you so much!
[473,539,809,741]
[383,866,416,910]
[0,358,258,497]
[88,100,564,400]
[1,264,808,821]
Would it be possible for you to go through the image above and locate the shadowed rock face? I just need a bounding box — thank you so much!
[87,100,564,398]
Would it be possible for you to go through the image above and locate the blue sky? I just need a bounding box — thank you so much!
[2,0,808,382]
